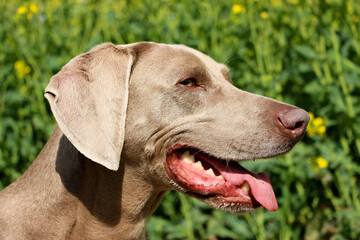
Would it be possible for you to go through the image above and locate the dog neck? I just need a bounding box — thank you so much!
[53,126,165,239]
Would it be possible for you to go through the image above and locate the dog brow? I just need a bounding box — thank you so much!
[220,65,232,83]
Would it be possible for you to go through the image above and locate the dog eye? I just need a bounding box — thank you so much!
[179,78,198,87]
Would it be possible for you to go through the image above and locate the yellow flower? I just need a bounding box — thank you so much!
[313,117,324,127]
[14,61,31,78]
[307,112,326,137]
[316,157,329,168]
[317,125,326,134]
[272,0,282,6]
[17,6,28,15]
[30,3,39,13]
[232,4,246,14]
[260,11,269,19]
[309,112,314,122]
[16,3,39,18]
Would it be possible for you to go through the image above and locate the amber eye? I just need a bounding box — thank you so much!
[179,78,198,87]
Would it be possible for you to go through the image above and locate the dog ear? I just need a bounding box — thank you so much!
[45,43,135,171]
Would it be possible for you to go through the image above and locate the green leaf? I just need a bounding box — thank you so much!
[294,45,319,59]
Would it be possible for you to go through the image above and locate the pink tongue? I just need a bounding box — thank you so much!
[205,158,278,211]
[243,172,278,211]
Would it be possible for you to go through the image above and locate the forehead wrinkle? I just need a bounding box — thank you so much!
[169,44,230,81]
[165,45,210,74]
[141,48,209,87]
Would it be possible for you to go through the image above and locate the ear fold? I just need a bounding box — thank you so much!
[45,43,135,171]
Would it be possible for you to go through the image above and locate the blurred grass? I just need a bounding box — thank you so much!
[1,0,359,239]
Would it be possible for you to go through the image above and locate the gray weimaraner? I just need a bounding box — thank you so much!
[0,42,309,239]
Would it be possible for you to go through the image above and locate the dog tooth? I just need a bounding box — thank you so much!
[240,182,250,194]
[194,161,204,169]
[217,175,225,180]
[181,150,195,163]
[205,168,215,176]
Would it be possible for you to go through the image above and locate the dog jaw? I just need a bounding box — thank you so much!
[165,144,278,213]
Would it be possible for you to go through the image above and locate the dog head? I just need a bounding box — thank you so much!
[45,42,309,213]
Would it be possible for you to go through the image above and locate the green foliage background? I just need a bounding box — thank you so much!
[1,0,359,239]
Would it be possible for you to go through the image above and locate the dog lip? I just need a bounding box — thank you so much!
[184,192,261,213]
[165,143,278,212]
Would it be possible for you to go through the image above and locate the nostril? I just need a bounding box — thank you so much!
[278,117,304,130]
[278,117,285,128]
[294,120,304,130]
[277,108,309,135]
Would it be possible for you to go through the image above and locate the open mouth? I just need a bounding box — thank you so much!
[165,144,278,213]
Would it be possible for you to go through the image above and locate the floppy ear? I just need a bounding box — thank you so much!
[45,43,135,171]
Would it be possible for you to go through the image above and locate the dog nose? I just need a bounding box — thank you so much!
[277,107,310,140]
